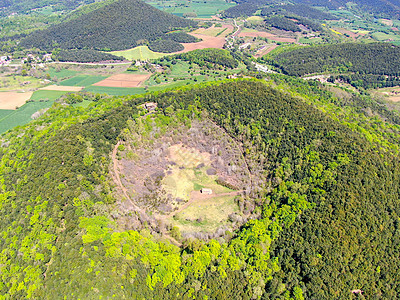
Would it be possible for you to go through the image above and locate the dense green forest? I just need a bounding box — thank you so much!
[0,75,399,298]
[294,0,400,17]
[228,0,400,18]
[266,43,400,88]
[148,39,184,53]
[20,0,196,52]
[53,49,124,63]
[175,48,239,68]
[265,16,301,32]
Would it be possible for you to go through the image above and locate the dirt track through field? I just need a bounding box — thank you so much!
[0,91,33,109]
[94,73,151,88]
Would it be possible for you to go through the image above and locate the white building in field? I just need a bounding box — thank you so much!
[200,188,213,195]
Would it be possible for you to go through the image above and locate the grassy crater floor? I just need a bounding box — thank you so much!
[112,113,257,240]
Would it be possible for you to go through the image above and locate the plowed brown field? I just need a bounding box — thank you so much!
[93,73,151,88]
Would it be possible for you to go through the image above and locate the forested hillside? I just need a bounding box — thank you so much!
[20,0,196,51]
[0,0,98,16]
[267,43,400,88]
[0,78,399,298]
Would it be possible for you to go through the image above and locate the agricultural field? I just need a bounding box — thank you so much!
[0,76,46,91]
[93,73,151,88]
[47,67,79,80]
[83,85,146,95]
[372,86,400,102]
[30,90,68,101]
[192,24,233,37]
[39,85,84,92]
[0,91,33,109]
[326,9,400,44]
[145,60,242,90]
[108,46,168,61]
[58,75,107,87]
[179,32,226,52]
[239,28,297,43]
[145,0,235,18]
[0,100,53,134]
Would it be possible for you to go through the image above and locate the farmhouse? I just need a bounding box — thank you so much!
[145,102,157,111]
[200,188,213,195]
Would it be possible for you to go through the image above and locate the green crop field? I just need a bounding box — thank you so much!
[108,46,168,61]
[58,75,107,87]
[146,0,235,18]
[372,32,400,42]
[0,101,53,134]
[0,110,13,120]
[47,67,78,80]
[83,86,146,95]
[30,90,68,101]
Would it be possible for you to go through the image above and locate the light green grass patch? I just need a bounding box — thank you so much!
[0,101,53,134]
[108,46,169,61]
[83,86,146,96]
[47,67,78,80]
[58,75,107,87]
[247,16,263,25]
[30,90,67,101]
[0,76,45,91]
[171,195,238,232]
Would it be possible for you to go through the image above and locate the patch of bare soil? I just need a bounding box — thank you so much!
[39,85,84,92]
[94,73,151,88]
[0,91,33,109]
[176,33,226,53]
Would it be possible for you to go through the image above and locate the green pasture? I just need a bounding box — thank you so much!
[83,86,146,96]
[47,67,78,80]
[58,75,107,87]
[147,0,235,18]
[30,90,68,101]
[371,32,400,42]
[0,101,53,134]
[108,46,168,61]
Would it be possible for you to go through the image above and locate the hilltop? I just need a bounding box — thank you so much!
[0,77,399,298]
[20,0,197,52]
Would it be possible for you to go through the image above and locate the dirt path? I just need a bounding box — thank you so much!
[111,141,183,246]
[111,141,139,210]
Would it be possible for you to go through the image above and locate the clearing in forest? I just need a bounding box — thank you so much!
[374,86,400,102]
[0,91,33,109]
[239,29,296,43]
[93,73,151,88]
[192,24,233,37]
[112,116,259,240]
[108,46,167,60]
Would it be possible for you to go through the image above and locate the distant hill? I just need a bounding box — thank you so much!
[266,43,400,88]
[294,0,400,17]
[0,0,99,16]
[226,0,400,18]
[20,0,196,52]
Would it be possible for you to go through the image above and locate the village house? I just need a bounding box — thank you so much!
[200,188,213,195]
[144,102,157,111]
